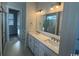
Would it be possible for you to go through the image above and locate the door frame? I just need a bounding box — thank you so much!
[6,5,22,42]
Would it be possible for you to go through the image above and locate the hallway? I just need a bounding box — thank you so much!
[3,37,33,56]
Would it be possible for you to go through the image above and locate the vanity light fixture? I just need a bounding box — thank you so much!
[55,2,61,8]
[36,9,44,15]
[50,2,61,11]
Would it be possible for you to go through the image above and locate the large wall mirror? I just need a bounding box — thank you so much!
[42,13,60,35]
[36,12,63,38]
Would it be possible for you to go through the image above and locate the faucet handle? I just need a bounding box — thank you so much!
[51,37,56,42]
[51,37,55,40]
[51,37,59,43]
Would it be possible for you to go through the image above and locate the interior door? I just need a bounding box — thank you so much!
[0,2,2,56]
[0,11,2,56]
[0,2,7,55]
[2,12,6,50]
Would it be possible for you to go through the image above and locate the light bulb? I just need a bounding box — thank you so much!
[41,10,43,13]
[56,5,59,8]
[50,8,54,10]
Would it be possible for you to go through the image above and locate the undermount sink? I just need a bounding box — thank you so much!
[34,32,59,47]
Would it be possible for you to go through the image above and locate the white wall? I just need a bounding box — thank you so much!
[25,2,36,46]
[74,3,79,53]
[59,2,79,55]
[26,2,36,32]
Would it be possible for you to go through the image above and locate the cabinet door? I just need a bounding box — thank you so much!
[28,35,31,48]
[33,39,39,56]
[38,42,45,56]
[44,47,57,56]
[28,35,34,53]
[30,36,35,53]
[34,45,39,56]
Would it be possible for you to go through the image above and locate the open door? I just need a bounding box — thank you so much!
[0,2,2,56]
[2,10,6,52]
[0,2,7,55]
[0,11,2,56]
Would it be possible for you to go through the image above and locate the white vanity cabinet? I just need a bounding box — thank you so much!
[38,42,45,56]
[28,34,58,56]
[44,46,57,56]
[28,35,40,55]
[38,41,57,56]
[28,35,35,53]
[33,39,40,56]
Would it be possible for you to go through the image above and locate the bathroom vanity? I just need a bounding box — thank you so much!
[26,2,79,56]
[27,2,64,56]
[27,32,59,56]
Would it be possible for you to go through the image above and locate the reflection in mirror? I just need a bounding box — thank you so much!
[41,12,61,36]
[43,14,57,34]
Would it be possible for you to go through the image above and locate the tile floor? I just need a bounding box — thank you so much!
[3,37,33,56]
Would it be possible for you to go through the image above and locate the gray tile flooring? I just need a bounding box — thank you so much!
[3,37,33,56]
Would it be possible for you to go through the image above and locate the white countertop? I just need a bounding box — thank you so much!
[29,31,60,54]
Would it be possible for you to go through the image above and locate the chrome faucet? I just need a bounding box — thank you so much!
[51,37,56,41]
[51,37,59,43]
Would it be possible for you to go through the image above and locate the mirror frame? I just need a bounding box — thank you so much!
[36,11,63,40]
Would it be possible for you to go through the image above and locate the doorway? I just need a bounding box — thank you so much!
[8,8,19,41]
